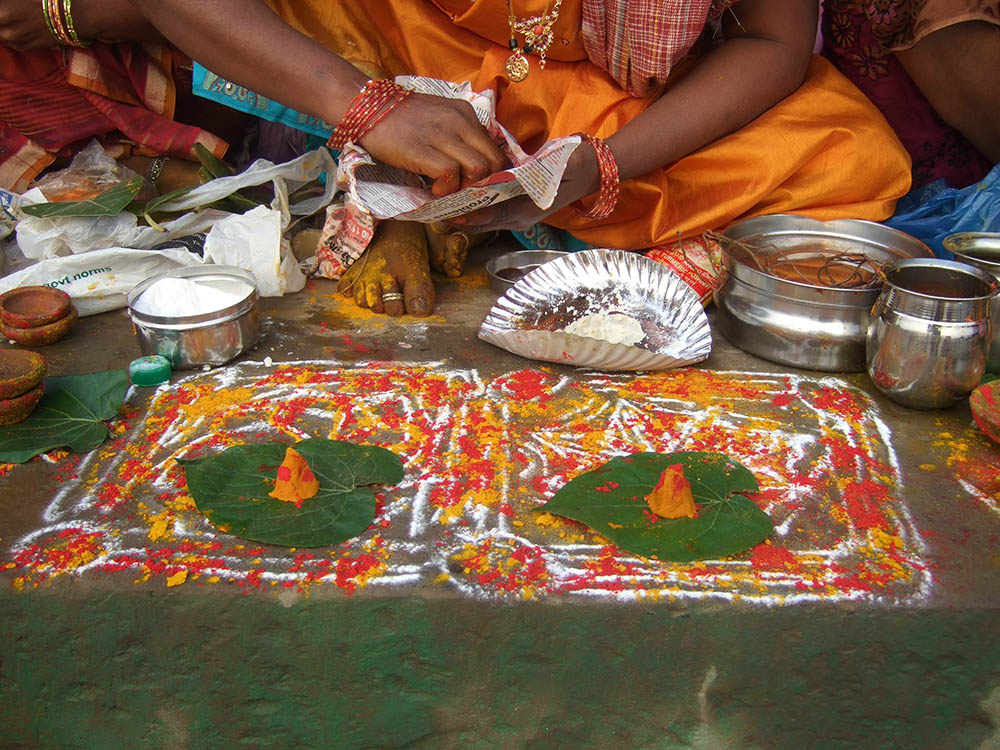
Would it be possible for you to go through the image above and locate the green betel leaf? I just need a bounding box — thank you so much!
[0,369,130,463]
[180,438,405,548]
[194,142,234,179]
[538,452,772,562]
[20,178,143,217]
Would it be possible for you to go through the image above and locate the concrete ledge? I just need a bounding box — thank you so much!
[3,590,998,748]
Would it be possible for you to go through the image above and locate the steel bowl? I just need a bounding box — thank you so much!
[485,249,568,294]
[943,232,1000,372]
[713,215,933,371]
[127,265,260,369]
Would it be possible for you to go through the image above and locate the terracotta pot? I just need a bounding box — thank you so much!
[0,286,72,329]
[0,349,46,399]
[0,380,44,426]
[0,305,77,346]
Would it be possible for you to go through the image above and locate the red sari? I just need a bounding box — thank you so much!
[0,42,227,192]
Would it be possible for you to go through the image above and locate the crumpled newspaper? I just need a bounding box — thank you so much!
[316,76,583,280]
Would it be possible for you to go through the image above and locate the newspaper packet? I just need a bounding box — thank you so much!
[316,76,581,279]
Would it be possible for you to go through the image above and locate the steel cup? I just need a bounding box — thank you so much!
[866,258,998,409]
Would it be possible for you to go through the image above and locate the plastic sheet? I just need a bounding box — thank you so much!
[886,163,1000,258]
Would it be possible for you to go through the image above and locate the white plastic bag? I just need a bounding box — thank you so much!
[0,246,204,316]
[14,148,339,259]
[203,206,305,297]
[15,201,232,259]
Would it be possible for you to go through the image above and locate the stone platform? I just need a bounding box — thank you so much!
[2,245,999,748]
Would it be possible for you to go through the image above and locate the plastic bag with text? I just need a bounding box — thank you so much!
[0,245,204,316]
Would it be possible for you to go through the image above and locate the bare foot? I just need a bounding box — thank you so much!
[337,220,434,317]
[426,223,497,278]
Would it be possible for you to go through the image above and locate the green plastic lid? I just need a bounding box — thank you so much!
[129,355,172,386]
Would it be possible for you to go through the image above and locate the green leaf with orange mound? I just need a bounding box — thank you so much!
[537,452,772,562]
[180,438,403,547]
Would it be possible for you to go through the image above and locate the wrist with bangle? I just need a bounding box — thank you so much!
[571,133,620,221]
[42,0,91,47]
[326,79,412,151]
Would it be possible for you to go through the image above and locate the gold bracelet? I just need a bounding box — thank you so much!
[147,156,170,186]
[41,0,59,44]
[48,0,69,44]
[62,0,91,47]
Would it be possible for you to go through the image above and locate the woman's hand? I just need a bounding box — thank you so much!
[0,0,57,49]
[360,92,507,197]
[449,138,601,232]
[127,0,503,195]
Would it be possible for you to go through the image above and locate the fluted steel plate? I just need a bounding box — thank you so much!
[478,248,711,370]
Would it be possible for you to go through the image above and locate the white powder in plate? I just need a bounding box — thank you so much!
[562,312,645,346]
[133,277,247,317]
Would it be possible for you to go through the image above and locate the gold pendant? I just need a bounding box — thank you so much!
[505,52,529,82]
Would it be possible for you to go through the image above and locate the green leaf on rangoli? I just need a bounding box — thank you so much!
[180,438,404,547]
[537,452,772,562]
[0,369,130,463]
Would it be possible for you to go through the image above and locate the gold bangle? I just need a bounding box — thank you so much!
[147,156,169,186]
[41,0,59,44]
[62,0,91,47]
[48,0,72,45]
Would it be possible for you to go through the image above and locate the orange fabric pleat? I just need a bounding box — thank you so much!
[267,0,912,249]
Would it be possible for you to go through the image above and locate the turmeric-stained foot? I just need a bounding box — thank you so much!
[426,222,496,278]
[337,219,434,317]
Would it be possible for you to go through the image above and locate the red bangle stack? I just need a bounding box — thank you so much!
[572,133,620,221]
[327,80,412,151]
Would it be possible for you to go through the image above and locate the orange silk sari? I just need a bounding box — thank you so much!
[267,0,912,249]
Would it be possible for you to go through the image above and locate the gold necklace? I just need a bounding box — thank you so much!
[504,0,564,82]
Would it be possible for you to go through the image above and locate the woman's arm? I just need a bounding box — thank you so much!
[609,0,817,183]
[458,0,818,230]
[127,0,505,195]
[0,0,160,49]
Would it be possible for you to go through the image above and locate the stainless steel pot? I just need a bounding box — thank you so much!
[713,215,933,371]
[866,258,997,409]
[127,265,260,369]
[943,232,1000,373]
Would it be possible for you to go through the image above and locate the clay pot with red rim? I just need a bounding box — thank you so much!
[0,349,46,399]
[0,286,71,329]
[0,304,78,346]
[0,381,45,426]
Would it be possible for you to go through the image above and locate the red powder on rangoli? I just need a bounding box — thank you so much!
[750,542,798,571]
[843,480,890,530]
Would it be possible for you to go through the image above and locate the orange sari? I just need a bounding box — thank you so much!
[267,0,912,249]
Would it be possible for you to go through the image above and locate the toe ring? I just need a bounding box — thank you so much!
[381,292,404,302]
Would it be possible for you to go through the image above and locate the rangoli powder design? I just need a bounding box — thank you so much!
[3,362,933,602]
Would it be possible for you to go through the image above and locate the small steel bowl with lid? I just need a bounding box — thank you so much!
[127,265,261,369]
[713,215,934,372]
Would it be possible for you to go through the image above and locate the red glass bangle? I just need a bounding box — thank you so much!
[327,80,412,151]
[572,133,619,221]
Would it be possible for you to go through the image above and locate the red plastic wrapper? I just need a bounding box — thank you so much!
[644,235,725,307]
